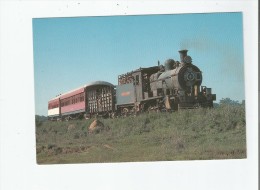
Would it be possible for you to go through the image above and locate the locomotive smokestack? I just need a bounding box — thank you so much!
[178,49,188,63]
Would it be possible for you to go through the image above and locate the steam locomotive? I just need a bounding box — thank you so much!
[48,50,216,120]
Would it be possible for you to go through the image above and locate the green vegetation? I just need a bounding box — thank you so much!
[35,115,47,127]
[36,104,246,164]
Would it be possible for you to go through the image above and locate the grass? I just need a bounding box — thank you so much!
[35,104,246,164]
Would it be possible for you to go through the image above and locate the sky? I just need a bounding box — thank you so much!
[33,12,244,116]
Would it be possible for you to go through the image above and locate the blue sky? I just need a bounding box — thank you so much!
[33,12,244,116]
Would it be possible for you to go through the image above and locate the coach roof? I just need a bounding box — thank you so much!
[60,81,115,99]
[49,81,114,101]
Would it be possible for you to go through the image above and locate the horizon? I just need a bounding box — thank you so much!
[33,13,245,116]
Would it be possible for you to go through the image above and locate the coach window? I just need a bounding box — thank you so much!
[77,94,80,102]
[80,93,84,102]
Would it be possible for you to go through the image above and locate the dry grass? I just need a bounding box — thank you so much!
[36,104,246,164]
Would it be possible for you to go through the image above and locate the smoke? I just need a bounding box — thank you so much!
[179,36,244,82]
[180,36,211,51]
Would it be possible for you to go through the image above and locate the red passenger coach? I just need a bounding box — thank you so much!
[60,87,85,117]
[47,81,115,121]
[47,96,61,120]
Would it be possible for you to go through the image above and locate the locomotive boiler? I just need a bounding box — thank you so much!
[115,49,216,115]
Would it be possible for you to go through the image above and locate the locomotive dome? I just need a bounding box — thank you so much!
[164,59,176,70]
[184,56,192,64]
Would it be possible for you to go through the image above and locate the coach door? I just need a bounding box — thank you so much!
[133,72,143,102]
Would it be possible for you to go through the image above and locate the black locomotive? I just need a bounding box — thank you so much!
[115,49,216,116]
